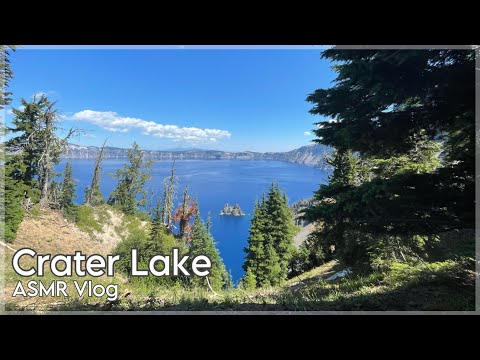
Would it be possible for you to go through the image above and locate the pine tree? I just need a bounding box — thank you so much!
[60,163,75,208]
[107,142,154,215]
[264,243,282,286]
[84,139,107,206]
[240,269,257,290]
[264,183,296,283]
[305,49,475,268]
[6,95,76,207]
[243,198,268,287]
[304,149,359,263]
[243,186,296,287]
[1,45,24,242]
[2,157,28,242]
[59,162,78,221]
[189,210,232,291]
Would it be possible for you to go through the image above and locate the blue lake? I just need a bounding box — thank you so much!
[57,159,327,284]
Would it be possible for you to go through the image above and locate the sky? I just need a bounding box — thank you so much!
[5,46,335,152]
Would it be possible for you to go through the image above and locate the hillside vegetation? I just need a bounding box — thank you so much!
[3,206,474,312]
[2,47,476,312]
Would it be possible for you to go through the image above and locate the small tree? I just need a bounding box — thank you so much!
[59,162,78,221]
[243,198,268,287]
[107,142,154,215]
[189,210,232,291]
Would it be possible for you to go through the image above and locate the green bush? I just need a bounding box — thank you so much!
[75,205,103,234]
[113,226,187,289]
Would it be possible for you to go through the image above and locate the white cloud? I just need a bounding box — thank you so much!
[6,108,13,115]
[83,133,97,138]
[304,131,312,136]
[69,110,231,143]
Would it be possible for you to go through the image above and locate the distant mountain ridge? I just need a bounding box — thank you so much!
[64,143,331,168]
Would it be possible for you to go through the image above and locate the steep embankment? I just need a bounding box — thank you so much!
[12,205,145,255]
[65,143,331,168]
[2,205,148,308]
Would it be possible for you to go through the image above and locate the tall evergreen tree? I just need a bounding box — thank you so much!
[305,49,475,268]
[264,183,296,281]
[243,185,296,287]
[243,197,268,287]
[2,158,28,242]
[1,45,23,242]
[189,210,232,291]
[107,142,154,215]
[7,95,76,207]
[84,139,107,206]
[304,149,359,263]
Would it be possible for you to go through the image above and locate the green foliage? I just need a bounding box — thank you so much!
[108,142,155,215]
[264,184,296,280]
[304,49,475,270]
[239,269,256,290]
[0,45,17,110]
[243,197,268,287]
[243,184,296,287]
[114,227,151,275]
[75,205,103,235]
[31,258,473,311]
[288,242,315,278]
[6,95,75,210]
[114,218,186,288]
[59,162,78,221]
[189,211,232,291]
[1,158,28,242]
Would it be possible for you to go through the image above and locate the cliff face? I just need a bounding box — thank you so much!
[64,143,331,168]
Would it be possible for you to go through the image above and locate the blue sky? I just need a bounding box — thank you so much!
[5,47,335,152]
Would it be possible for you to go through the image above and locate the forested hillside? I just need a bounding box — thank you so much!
[2,46,476,312]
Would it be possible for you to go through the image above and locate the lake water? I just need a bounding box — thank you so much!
[57,159,327,284]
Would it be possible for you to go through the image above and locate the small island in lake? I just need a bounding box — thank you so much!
[220,203,245,216]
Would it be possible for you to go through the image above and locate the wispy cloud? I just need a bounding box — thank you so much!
[83,133,97,138]
[304,131,312,136]
[69,110,231,143]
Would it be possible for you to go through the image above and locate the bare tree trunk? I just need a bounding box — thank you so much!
[40,169,49,207]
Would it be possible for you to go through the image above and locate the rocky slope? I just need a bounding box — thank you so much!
[64,143,331,168]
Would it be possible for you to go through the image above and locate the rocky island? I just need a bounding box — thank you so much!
[220,203,245,216]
